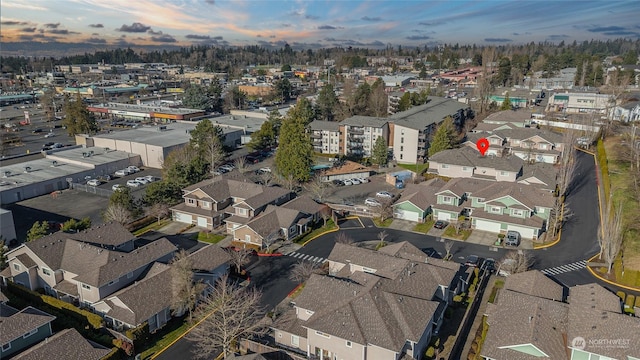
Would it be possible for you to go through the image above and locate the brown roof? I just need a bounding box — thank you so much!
[242,186,290,209]
[281,195,325,215]
[504,270,564,301]
[0,305,55,345]
[243,206,306,238]
[394,178,445,210]
[321,161,373,177]
[188,244,231,272]
[16,253,37,268]
[518,163,558,188]
[429,146,524,173]
[12,328,111,360]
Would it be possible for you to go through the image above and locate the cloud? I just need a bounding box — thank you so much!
[587,26,626,33]
[2,20,29,26]
[186,34,211,40]
[89,23,104,28]
[20,27,37,33]
[150,34,176,43]
[305,14,319,20]
[204,0,215,4]
[49,29,79,35]
[117,22,151,33]
[361,16,382,22]
[512,32,531,36]
[406,35,431,40]
[547,34,569,40]
[603,31,640,36]
[44,23,60,28]
[485,38,512,42]
[281,23,292,28]
[85,37,107,44]
[318,25,337,30]
[419,21,445,26]
[147,29,163,35]
[1,2,47,11]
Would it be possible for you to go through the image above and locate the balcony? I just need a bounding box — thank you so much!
[349,127,365,135]
[348,136,363,142]
[310,132,322,139]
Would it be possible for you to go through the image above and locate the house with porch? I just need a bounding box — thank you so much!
[392,178,446,222]
[170,178,292,232]
[0,223,177,308]
[272,242,462,360]
[496,128,564,164]
[428,146,524,182]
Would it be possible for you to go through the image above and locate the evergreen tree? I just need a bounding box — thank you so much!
[273,78,293,102]
[372,136,389,166]
[62,93,98,136]
[428,117,455,157]
[27,221,49,242]
[182,84,211,110]
[500,92,512,110]
[109,187,139,215]
[275,99,314,182]
[397,92,412,112]
[0,239,7,270]
[247,120,276,151]
[315,84,338,121]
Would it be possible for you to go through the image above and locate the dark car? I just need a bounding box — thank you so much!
[43,142,55,147]
[245,156,260,164]
[433,220,448,229]
[465,255,480,267]
[481,258,496,273]
[332,179,344,186]
[32,128,43,133]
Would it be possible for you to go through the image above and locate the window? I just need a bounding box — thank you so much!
[401,129,405,135]
[13,263,20,271]
[362,267,375,273]
[441,164,449,169]
[490,206,502,214]
[237,208,247,216]
[442,196,452,204]
[187,198,195,205]
[245,234,251,242]
[201,201,210,209]
[346,341,352,348]
[306,310,314,315]
[42,268,52,276]
[23,329,37,339]
[291,335,300,346]
[400,154,403,160]
[401,137,404,144]
[511,209,524,217]
[400,146,404,151]
[539,144,547,150]
[82,284,91,290]
[2,343,11,351]
[500,171,508,176]
[462,167,471,171]
[108,278,119,286]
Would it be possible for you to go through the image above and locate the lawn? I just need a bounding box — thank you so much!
[413,219,435,233]
[488,279,505,304]
[133,219,171,236]
[141,316,191,359]
[193,232,227,244]
[442,225,472,240]
[373,217,393,227]
[397,163,429,174]
[295,219,337,244]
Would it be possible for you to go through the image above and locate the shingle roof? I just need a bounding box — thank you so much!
[518,163,558,188]
[188,244,231,272]
[242,186,290,209]
[243,206,305,238]
[389,97,468,130]
[471,181,556,209]
[341,115,388,128]
[309,120,341,132]
[0,305,55,345]
[495,128,563,144]
[321,161,373,177]
[12,328,111,360]
[483,110,530,123]
[504,270,564,301]
[281,196,325,216]
[394,178,445,210]
[429,146,524,172]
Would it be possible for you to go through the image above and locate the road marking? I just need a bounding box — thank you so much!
[541,260,587,276]
[288,252,326,263]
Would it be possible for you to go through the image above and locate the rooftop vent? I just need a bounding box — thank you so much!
[51,161,58,167]
[158,125,167,131]
[104,147,110,152]
[24,166,32,173]
[3,171,11,178]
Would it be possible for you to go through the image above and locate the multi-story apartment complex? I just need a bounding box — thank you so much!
[339,116,389,158]
[309,120,341,154]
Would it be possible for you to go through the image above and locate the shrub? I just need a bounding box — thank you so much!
[127,215,156,232]
[126,322,150,349]
[636,296,640,308]
[625,294,635,308]
[616,291,626,302]
[102,347,123,360]
[453,294,464,303]
[41,295,104,329]
[425,346,435,358]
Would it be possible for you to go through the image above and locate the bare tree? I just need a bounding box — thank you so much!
[557,130,579,197]
[188,274,267,359]
[262,231,280,252]
[228,248,252,274]
[289,261,318,283]
[444,240,454,260]
[320,207,332,227]
[378,198,394,222]
[233,156,247,174]
[499,251,533,275]
[205,137,225,175]
[279,174,299,192]
[548,200,574,238]
[147,202,170,224]
[171,249,198,321]
[305,175,329,202]
[377,230,389,248]
[598,196,624,274]
[102,204,132,225]
[334,232,354,245]
[258,170,275,186]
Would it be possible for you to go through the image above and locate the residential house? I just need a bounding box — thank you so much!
[546,92,613,114]
[309,121,341,154]
[517,163,558,192]
[609,100,640,122]
[392,178,446,222]
[427,146,524,182]
[462,132,507,158]
[427,177,555,239]
[0,304,55,358]
[390,97,470,164]
[281,195,329,224]
[170,179,292,233]
[317,161,373,183]
[94,244,230,332]
[233,205,313,249]
[1,223,177,307]
[495,128,565,164]
[12,328,111,360]
[477,110,530,128]
[339,116,389,158]
[481,271,640,360]
[272,242,462,360]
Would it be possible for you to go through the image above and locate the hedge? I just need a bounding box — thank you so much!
[127,215,156,232]
[616,291,626,302]
[625,294,635,308]
[102,347,124,360]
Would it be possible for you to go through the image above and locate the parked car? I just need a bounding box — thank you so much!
[220,164,235,171]
[481,258,496,273]
[351,178,361,185]
[52,143,63,148]
[43,142,55,148]
[112,184,124,191]
[465,255,480,267]
[505,231,521,246]
[376,191,393,199]
[365,198,381,207]
[498,259,516,277]
[144,175,156,182]
[126,180,141,187]
[115,169,130,176]
[332,179,345,186]
[44,132,55,138]
[217,167,229,174]
[433,220,448,229]
[32,128,43,133]
[245,156,260,164]
[99,175,112,182]
[135,177,149,185]
[212,170,223,176]
[258,167,271,173]
[87,179,100,186]
[343,179,353,186]
[127,166,140,173]
[358,178,369,183]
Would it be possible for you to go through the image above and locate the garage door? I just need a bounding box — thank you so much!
[174,212,192,224]
[506,225,536,239]
[197,217,208,228]
[474,219,502,233]
[394,209,420,222]
[437,212,452,221]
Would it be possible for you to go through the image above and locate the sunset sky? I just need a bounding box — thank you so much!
[2,0,639,49]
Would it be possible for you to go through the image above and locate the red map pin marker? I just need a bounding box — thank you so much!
[476,138,489,156]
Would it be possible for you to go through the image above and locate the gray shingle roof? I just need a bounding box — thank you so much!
[471,181,556,209]
[309,120,341,132]
[389,97,468,130]
[243,206,305,238]
[281,196,325,216]
[519,163,558,188]
[429,146,525,172]
[12,328,111,360]
[0,305,55,345]
[504,270,564,301]
[495,128,563,144]
[188,244,231,272]
[341,115,388,128]
[394,178,446,210]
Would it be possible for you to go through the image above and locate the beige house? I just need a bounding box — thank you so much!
[170,178,292,232]
[428,146,524,182]
[0,223,176,307]
[232,205,312,249]
[272,242,463,360]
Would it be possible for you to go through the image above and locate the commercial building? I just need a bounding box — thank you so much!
[87,102,205,122]
[546,92,613,114]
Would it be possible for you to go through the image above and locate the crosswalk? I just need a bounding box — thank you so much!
[541,260,587,276]
[288,251,326,264]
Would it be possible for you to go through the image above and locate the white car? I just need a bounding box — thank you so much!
[126,180,141,187]
[127,166,140,173]
[135,177,149,185]
[87,179,100,186]
[343,179,353,186]
[259,167,271,173]
[115,169,130,176]
[144,175,156,182]
[220,164,235,171]
[376,191,394,199]
[112,184,124,191]
[358,178,369,183]
[365,198,381,207]
[350,178,361,185]
[44,132,55,138]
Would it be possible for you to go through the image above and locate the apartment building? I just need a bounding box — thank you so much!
[309,120,341,154]
[546,92,613,114]
[339,116,389,158]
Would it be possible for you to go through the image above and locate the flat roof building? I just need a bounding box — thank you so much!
[87,102,205,122]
